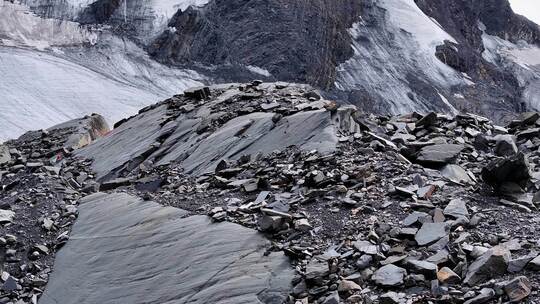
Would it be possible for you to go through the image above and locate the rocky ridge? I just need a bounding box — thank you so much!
[3,83,540,303]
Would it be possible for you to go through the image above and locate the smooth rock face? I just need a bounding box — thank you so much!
[40,192,293,304]
[77,84,355,179]
[372,264,407,287]
[416,144,464,166]
[415,222,448,246]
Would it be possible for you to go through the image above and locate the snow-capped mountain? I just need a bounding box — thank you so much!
[1,0,539,141]
[0,0,205,141]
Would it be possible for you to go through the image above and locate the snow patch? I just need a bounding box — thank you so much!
[438,92,458,115]
[246,65,272,77]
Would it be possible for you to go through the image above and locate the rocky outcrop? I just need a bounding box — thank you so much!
[148,0,362,89]
[40,192,293,304]
[76,83,360,179]
[5,83,540,303]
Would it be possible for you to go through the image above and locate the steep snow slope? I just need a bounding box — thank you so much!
[335,0,466,114]
[0,0,205,141]
[482,32,540,111]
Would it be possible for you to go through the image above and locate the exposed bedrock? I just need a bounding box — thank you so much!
[39,192,293,304]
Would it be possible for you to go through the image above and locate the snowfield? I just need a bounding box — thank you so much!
[0,0,206,141]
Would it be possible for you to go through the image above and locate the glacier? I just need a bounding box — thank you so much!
[334,0,468,114]
[0,0,206,141]
[482,28,540,111]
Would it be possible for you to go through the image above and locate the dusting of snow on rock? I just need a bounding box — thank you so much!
[19,0,97,19]
[482,32,540,110]
[335,0,465,114]
[246,65,272,77]
[0,1,98,50]
[151,0,210,17]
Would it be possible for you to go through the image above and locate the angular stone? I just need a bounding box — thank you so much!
[416,112,438,128]
[493,135,517,156]
[441,164,474,184]
[184,86,211,100]
[481,153,531,188]
[305,259,329,280]
[526,254,540,270]
[372,264,406,287]
[464,246,510,285]
[437,267,461,284]
[0,145,11,165]
[294,218,312,231]
[510,112,539,127]
[338,280,361,293]
[322,291,340,304]
[443,198,469,219]
[504,276,531,302]
[258,215,285,232]
[402,211,430,226]
[405,259,437,279]
[379,291,403,304]
[464,288,495,304]
[1,276,17,291]
[354,240,379,255]
[508,252,537,273]
[415,222,447,246]
[416,144,464,165]
[0,209,15,224]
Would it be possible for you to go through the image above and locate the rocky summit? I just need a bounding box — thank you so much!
[2,82,540,303]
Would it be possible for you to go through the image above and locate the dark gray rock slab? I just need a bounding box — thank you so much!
[443,198,469,219]
[416,144,464,165]
[481,153,531,188]
[40,192,293,304]
[464,246,510,285]
[415,222,448,246]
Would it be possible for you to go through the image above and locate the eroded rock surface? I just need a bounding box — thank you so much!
[40,192,293,304]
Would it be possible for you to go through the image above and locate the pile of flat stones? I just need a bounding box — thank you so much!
[0,126,98,304]
[4,82,540,304]
[127,106,540,304]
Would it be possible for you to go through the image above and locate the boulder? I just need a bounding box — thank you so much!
[372,264,407,287]
[464,246,510,285]
[416,144,464,166]
[504,276,531,302]
[481,153,531,188]
[493,135,517,156]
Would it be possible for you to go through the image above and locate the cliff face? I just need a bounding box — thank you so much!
[2,0,540,140]
[148,0,362,89]
[144,0,540,121]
